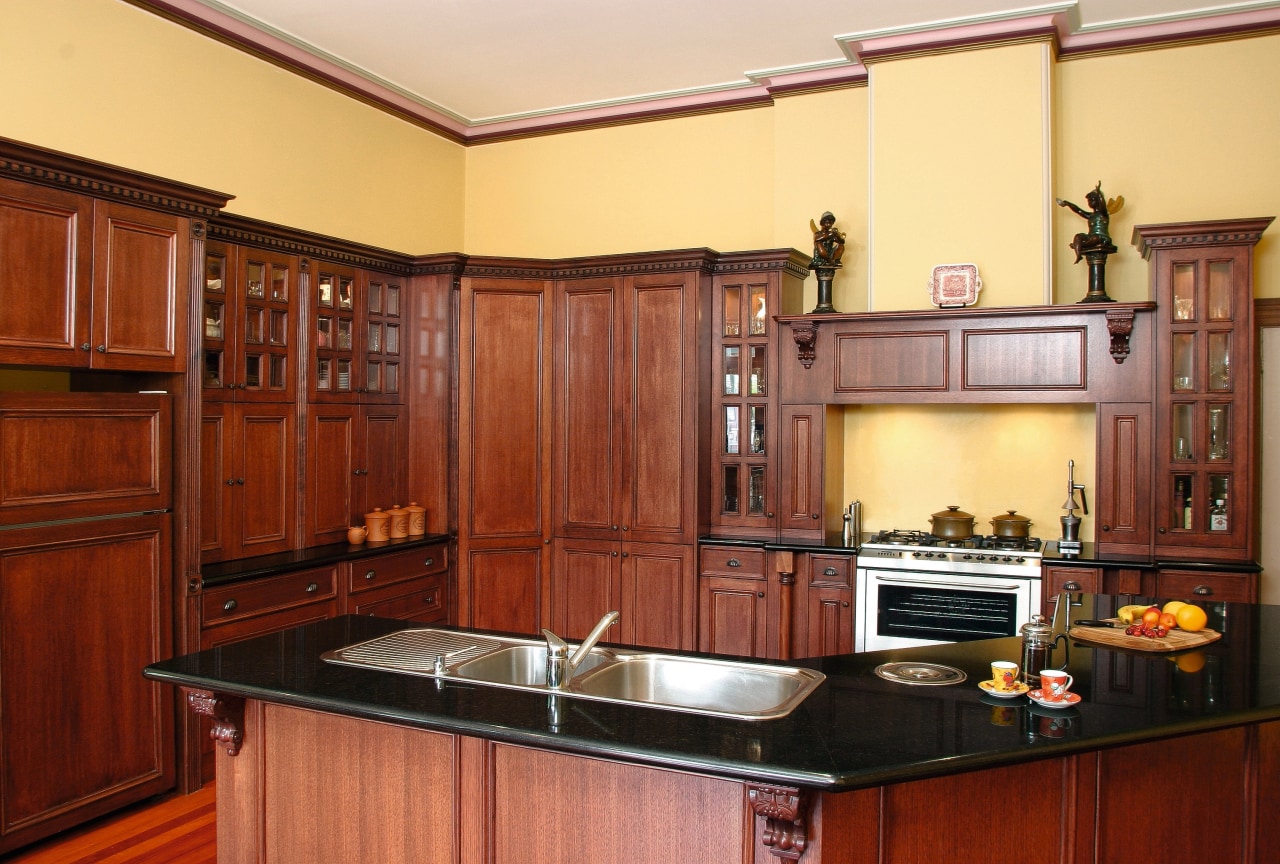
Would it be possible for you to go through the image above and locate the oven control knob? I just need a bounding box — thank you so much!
[1016,556,1026,563]
[962,553,973,560]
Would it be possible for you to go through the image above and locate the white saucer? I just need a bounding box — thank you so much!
[978,679,1029,698]
[1026,689,1081,709]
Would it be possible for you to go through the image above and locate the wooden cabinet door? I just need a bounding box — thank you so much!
[802,553,854,657]
[89,199,189,371]
[698,575,768,658]
[359,403,407,518]
[779,404,824,536]
[458,278,552,634]
[306,404,358,546]
[203,403,296,563]
[0,514,173,854]
[1096,402,1153,555]
[359,270,406,403]
[622,542,694,651]
[551,537,621,642]
[0,177,93,366]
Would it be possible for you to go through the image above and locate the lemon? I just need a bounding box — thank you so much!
[1163,600,1187,618]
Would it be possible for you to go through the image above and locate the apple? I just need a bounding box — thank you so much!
[1159,611,1178,630]
[1142,606,1162,627]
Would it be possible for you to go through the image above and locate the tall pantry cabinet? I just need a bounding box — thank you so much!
[0,137,231,854]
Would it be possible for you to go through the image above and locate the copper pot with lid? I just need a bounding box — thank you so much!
[990,510,1033,539]
[929,506,975,539]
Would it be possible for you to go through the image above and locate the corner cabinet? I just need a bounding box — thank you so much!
[1134,217,1272,562]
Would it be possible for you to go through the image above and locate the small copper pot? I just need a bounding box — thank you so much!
[990,510,1033,539]
[930,506,975,539]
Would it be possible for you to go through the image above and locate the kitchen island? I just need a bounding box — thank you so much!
[145,597,1280,863]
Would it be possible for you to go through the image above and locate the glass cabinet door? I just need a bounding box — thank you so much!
[203,241,296,401]
[312,265,357,399]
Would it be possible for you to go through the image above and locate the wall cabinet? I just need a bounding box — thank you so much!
[1134,217,1272,562]
[308,263,404,403]
[304,403,407,547]
[1095,402,1153,555]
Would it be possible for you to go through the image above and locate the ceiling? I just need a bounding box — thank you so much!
[157,0,1280,137]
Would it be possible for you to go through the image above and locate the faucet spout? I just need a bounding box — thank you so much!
[542,610,619,690]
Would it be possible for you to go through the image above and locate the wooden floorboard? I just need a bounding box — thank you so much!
[5,784,216,864]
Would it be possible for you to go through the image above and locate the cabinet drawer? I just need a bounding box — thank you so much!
[1043,565,1102,597]
[202,567,339,625]
[808,554,853,588]
[1156,570,1255,604]
[347,543,448,594]
[348,575,447,622]
[699,547,765,579]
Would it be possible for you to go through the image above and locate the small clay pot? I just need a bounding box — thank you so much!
[346,526,368,545]
[990,510,1032,539]
[930,506,976,539]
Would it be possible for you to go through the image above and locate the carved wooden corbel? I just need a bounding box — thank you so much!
[791,323,818,369]
[186,689,246,756]
[748,783,811,860]
[1104,308,1135,363]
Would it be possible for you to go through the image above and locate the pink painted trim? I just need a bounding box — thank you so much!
[1058,7,1280,53]
[840,12,1069,61]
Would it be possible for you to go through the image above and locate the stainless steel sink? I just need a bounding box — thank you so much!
[322,627,824,720]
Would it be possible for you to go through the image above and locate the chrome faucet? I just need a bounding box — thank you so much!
[542,610,619,690]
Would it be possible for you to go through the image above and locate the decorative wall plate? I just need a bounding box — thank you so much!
[929,263,982,308]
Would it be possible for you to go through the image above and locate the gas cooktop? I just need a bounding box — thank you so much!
[863,529,1043,555]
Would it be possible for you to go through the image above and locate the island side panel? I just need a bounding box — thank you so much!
[489,742,752,864]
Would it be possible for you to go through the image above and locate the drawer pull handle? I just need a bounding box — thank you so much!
[306,582,319,593]
[1063,581,1082,592]
[823,567,839,577]
[424,558,434,567]
[223,599,237,612]
[365,569,377,580]
[727,558,741,568]
[1193,585,1213,596]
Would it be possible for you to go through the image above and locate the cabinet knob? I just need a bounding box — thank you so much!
[96,344,106,353]
[365,569,377,580]
[621,552,628,558]
[611,525,618,531]
[727,558,741,568]
[1158,527,1167,534]
[1102,525,1112,532]
[80,342,91,351]
[1063,581,1082,592]
[223,599,238,612]
[842,600,850,608]
[622,526,628,531]
[611,551,619,557]
[305,582,319,593]
[225,478,236,486]
[424,558,433,567]
[1193,585,1213,596]
[823,567,838,576]
[757,591,765,598]
[187,577,202,593]
[811,514,820,520]
[766,512,775,519]
[236,478,245,485]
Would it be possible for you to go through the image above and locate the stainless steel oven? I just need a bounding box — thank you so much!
[855,530,1042,653]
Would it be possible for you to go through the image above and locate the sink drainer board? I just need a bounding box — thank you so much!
[324,629,503,673]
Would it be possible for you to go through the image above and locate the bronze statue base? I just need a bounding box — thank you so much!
[1076,245,1117,304]
[811,265,839,313]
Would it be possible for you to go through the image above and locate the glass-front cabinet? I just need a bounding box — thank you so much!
[309,263,403,403]
[202,240,297,402]
[1136,217,1271,561]
[709,252,808,537]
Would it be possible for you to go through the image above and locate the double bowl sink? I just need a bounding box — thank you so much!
[322,627,825,720]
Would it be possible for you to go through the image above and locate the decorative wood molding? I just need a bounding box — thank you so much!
[748,783,811,860]
[1104,307,1136,364]
[791,323,818,369]
[1256,297,1280,328]
[209,212,414,274]
[713,249,813,282]
[1132,217,1274,259]
[185,689,246,756]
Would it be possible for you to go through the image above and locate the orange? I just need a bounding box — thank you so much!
[1175,651,1206,673]
[1175,604,1208,633]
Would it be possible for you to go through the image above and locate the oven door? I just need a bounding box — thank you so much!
[855,567,1040,653]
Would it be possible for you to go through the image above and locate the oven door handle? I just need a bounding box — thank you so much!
[868,573,1027,593]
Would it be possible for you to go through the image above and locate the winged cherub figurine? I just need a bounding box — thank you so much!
[810,212,846,267]
[1056,183,1124,263]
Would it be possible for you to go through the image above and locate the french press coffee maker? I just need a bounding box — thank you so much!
[1020,613,1068,688]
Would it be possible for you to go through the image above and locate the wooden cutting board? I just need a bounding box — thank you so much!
[1068,619,1221,653]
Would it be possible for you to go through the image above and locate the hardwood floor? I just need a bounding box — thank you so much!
[6,785,215,864]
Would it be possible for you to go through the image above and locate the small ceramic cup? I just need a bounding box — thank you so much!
[991,660,1020,692]
[1040,669,1074,701]
[346,526,368,545]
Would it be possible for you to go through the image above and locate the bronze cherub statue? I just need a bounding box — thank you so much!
[1056,182,1124,263]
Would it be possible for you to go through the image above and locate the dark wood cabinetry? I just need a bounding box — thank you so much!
[305,402,407,547]
[307,263,405,403]
[1095,402,1153,555]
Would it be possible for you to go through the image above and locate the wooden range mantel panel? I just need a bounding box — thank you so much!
[779,303,1154,405]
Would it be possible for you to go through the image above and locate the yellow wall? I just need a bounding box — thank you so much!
[0,0,465,253]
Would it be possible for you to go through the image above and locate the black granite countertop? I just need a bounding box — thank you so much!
[144,597,1280,792]
[201,533,452,587]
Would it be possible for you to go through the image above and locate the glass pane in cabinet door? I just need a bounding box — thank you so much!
[368,322,382,354]
[386,286,400,317]
[724,405,740,454]
[205,254,224,293]
[1207,405,1230,460]
[269,356,287,390]
[1208,332,1231,391]
[243,353,261,389]
[749,406,766,454]
[386,324,399,354]
[384,363,398,394]
[749,346,767,395]
[1208,475,1231,531]
[317,317,331,348]
[1173,475,1194,530]
[246,262,265,299]
[270,265,288,301]
[338,277,354,310]
[204,351,222,387]
[336,359,351,391]
[337,320,352,350]
[316,358,331,390]
[723,286,741,337]
[1171,333,1194,391]
[723,346,740,395]
[317,276,333,308]
[204,301,224,341]
[243,308,263,344]
[367,281,383,314]
[749,285,767,336]
[366,361,381,393]
[748,466,766,515]
[270,310,287,345]
[722,465,740,514]
[1207,261,1232,320]
[1172,264,1195,321]
[1172,404,1194,461]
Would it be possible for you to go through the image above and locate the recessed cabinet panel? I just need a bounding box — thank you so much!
[963,328,1085,390]
[835,331,947,391]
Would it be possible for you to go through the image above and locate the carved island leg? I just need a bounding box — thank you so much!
[185,688,246,756]
[748,783,811,861]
